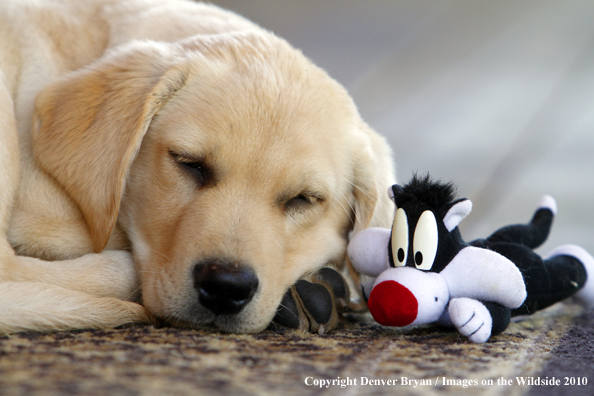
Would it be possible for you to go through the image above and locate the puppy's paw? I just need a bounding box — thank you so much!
[272,267,350,334]
[448,298,492,343]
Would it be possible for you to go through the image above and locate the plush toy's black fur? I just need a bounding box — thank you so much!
[392,174,458,219]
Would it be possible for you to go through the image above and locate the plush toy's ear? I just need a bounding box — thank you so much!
[33,42,189,253]
[387,184,404,203]
[442,198,472,232]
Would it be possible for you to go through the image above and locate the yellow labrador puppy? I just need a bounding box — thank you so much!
[0,0,394,333]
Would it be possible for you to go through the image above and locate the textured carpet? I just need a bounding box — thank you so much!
[0,303,592,396]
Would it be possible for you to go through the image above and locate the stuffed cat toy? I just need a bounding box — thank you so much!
[348,175,594,343]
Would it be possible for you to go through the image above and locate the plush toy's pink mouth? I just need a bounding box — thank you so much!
[367,280,418,327]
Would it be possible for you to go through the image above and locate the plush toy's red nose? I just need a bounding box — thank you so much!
[367,280,418,327]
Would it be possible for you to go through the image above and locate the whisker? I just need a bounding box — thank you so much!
[341,177,373,200]
[126,284,144,302]
[336,193,358,227]
[335,189,357,218]
[148,248,173,263]
[276,303,300,321]
[330,192,355,226]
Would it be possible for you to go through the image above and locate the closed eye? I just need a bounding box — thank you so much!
[283,192,324,216]
[285,194,312,210]
[170,151,212,188]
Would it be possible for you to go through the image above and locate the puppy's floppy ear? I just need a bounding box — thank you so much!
[347,123,395,310]
[33,42,190,253]
[351,123,396,234]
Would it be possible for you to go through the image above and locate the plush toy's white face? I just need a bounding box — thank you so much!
[366,267,449,327]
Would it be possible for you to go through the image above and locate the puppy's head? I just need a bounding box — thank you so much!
[33,31,394,332]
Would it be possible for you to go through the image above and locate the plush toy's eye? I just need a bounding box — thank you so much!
[413,210,438,271]
[391,208,408,267]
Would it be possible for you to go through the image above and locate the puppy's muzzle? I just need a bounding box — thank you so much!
[193,259,259,315]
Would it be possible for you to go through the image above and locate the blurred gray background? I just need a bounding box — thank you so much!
[212,0,594,255]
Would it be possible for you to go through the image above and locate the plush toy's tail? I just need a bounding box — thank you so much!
[483,195,556,249]
[547,245,594,309]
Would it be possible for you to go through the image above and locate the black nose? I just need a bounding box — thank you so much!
[193,259,259,315]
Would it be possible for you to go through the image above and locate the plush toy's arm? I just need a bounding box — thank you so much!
[448,298,511,343]
[347,227,391,277]
[448,298,493,343]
